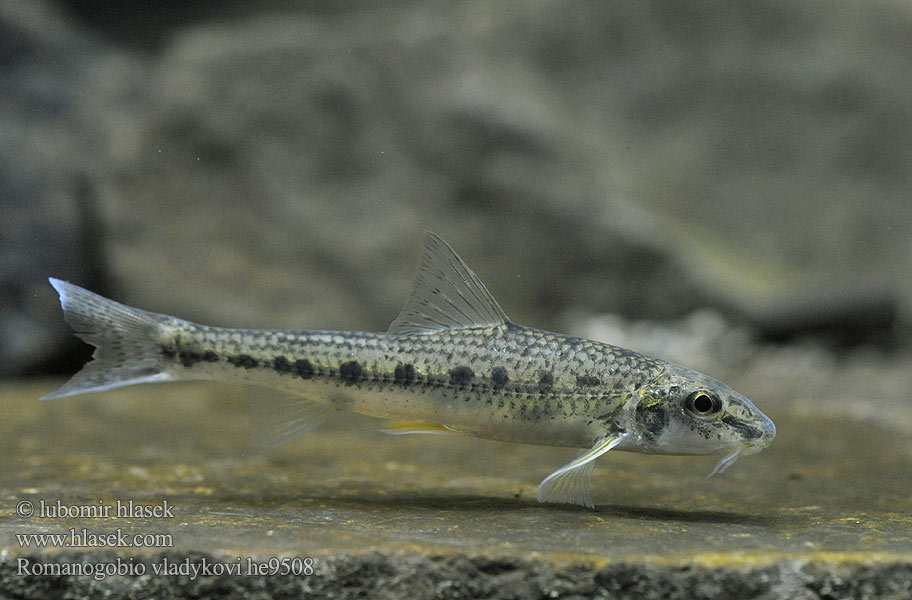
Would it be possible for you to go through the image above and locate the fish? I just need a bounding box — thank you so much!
[43,232,775,508]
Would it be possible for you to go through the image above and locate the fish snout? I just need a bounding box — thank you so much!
[758,412,776,447]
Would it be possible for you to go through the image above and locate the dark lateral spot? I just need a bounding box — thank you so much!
[538,372,554,389]
[339,361,364,385]
[177,350,220,368]
[449,366,474,387]
[491,367,509,390]
[394,363,416,385]
[228,354,258,369]
[293,359,315,379]
[273,356,291,374]
[179,352,199,368]
[161,346,177,359]
[576,375,601,387]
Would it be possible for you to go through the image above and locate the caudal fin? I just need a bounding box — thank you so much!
[42,278,177,400]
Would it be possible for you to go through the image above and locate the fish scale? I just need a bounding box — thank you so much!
[43,231,774,508]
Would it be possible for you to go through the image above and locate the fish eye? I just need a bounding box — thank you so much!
[685,391,722,418]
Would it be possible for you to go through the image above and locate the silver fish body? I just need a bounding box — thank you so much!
[44,232,775,508]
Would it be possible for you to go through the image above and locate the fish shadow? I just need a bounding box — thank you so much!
[206,491,776,527]
[589,503,775,526]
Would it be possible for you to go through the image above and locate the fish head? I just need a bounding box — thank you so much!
[629,363,775,473]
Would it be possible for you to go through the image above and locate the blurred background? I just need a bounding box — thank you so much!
[2,0,910,415]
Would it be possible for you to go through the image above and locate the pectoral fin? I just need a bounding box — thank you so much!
[537,434,625,508]
[380,420,462,435]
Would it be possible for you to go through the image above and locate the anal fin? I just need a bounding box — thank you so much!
[537,434,624,509]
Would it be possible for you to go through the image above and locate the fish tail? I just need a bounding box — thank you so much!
[42,278,178,400]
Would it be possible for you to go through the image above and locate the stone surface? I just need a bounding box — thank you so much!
[1,324,910,597]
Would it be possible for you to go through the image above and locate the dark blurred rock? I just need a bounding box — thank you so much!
[0,1,126,375]
[55,0,411,49]
[749,286,900,348]
[0,174,98,376]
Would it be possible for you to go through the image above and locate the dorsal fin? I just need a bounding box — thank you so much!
[387,232,510,336]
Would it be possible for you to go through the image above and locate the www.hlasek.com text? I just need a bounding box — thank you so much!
[17,529,173,549]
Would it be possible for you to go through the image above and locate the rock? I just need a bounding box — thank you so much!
[96,0,912,341]
[0,1,144,375]
[95,4,705,334]
[7,0,912,371]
